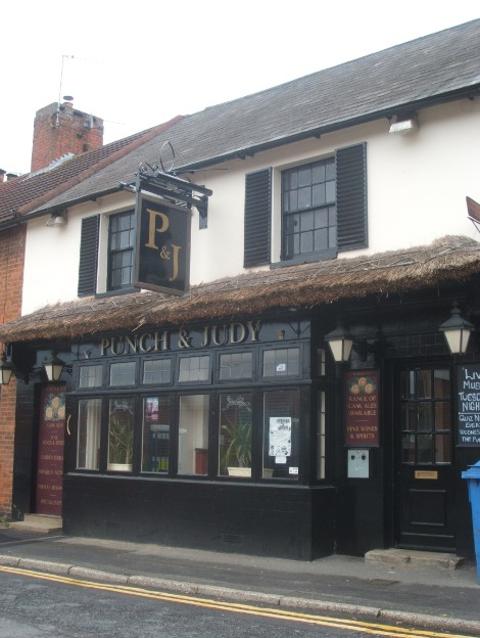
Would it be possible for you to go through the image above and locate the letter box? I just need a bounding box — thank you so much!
[462,459,480,583]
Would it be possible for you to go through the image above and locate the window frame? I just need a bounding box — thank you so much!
[280,157,338,263]
[107,210,136,291]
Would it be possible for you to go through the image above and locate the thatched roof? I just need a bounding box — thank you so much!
[1,236,479,344]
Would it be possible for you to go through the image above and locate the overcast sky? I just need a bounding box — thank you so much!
[1,1,479,174]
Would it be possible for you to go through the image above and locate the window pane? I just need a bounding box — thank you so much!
[263,390,300,479]
[178,395,209,475]
[110,361,136,386]
[298,186,311,209]
[434,369,450,398]
[312,183,326,207]
[300,210,314,231]
[79,365,103,388]
[417,434,433,463]
[142,396,172,473]
[312,163,325,183]
[77,399,101,470]
[178,356,210,382]
[416,370,432,399]
[435,402,451,431]
[325,180,335,203]
[402,434,415,463]
[143,359,171,385]
[263,348,300,377]
[435,433,452,463]
[218,393,253,477]
[107,398,134,471]
[314,228,328,251]
[300,232,313,253]
[417,403,433,431]
[219,352,253,380]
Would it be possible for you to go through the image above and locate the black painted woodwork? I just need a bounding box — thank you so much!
[63,475,335,560]
[336,143,368,251]
[78,215,100,296]
[244,169,272,267]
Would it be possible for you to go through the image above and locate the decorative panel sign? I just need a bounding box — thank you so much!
[457,364,480,446]
[36,386,65,516]
[134,193,191,295]
[345,370,379,447]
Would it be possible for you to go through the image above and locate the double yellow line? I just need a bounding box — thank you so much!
[0,564,471,638]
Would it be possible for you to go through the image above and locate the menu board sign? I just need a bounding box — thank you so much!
[457,365,480,447]
[345,370,379,447]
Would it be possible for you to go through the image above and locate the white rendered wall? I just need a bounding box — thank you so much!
[22,98,480,315]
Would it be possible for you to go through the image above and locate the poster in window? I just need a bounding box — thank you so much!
[269,417,292,457]
[345,370,379,447]
[456,364,480,446]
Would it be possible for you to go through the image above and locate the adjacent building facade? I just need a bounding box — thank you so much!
[1,20,480,559]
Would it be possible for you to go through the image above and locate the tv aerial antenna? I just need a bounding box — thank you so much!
[56,54,75,127]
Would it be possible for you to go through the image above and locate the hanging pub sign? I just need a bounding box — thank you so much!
[456,364,480,447]
[133,193,191,295]
[345,370,380,447]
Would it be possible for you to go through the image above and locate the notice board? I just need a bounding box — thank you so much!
[457,364,480,446]
[345,370,380,447]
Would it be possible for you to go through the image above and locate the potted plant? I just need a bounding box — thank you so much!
[107,405,133,471]
[221,419,252,477]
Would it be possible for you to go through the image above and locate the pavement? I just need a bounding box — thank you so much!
[0,525,479,636]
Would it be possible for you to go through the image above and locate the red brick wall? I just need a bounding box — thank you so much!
[0,225,26,516]
[31,102,104,172]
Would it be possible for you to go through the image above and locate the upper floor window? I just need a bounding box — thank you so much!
[108,211,135,290]
[282,158,336,261]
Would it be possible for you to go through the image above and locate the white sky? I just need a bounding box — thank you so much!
[1,1,479,174]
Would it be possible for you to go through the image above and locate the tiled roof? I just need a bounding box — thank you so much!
[0,116,182,226]
[30,19,480,216]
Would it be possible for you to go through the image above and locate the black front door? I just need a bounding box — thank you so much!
[395,366,456,551]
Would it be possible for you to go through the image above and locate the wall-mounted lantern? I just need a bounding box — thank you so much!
[0,353,14,385]
[43,354,65,382]
[440,302,473,355]
[325,323,353,363]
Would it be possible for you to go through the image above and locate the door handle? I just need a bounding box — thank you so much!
[66,414,72,436]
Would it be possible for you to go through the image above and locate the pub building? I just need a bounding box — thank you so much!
[1,229,480,560]
[2,20,480,561]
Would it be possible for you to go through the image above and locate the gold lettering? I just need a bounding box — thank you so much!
[139,333,154,354]
[169,244,181,281]
[100,338,110,356]
[125,335,138,354]
[145,209,170,250]
[247,320,261,342]
[178,328,192,349]
[229,322,246,344]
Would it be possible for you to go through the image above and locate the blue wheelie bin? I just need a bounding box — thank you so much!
[462,460,480,583]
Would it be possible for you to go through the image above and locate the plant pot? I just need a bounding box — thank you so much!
[227,466,251,478]
[107,463,132,472]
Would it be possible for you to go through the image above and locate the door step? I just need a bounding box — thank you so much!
[9,514,63,534]
[365,548,464,570]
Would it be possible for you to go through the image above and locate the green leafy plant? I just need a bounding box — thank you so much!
[221,419,252,469]
[108,408,133,465]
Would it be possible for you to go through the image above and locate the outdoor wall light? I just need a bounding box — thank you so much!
[43,353,65,382]
[388,115,417,135]
[440,302,473,355]
[0,353,14,385]
[325,323,353,363]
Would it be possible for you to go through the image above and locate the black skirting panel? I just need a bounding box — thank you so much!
[63,476,335,560]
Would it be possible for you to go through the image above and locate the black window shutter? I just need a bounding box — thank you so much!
[244,168,272,268]
[78,215,100,296]
[336,143,368,251]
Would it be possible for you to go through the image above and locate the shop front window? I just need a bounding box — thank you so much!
[262,389,300,479]
[142,396,173,473]
[218,393,253,477]
[77,398,102,470]
[107,398,134,472]
[178,395,209,475]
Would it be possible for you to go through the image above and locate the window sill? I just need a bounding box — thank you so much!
[94,287,138,299]
[271,249,337,269]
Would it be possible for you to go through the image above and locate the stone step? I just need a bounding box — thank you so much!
[9,514,63,534]
[365,548,464,570]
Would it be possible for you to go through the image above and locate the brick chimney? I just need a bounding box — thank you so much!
[31,100,104,172]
